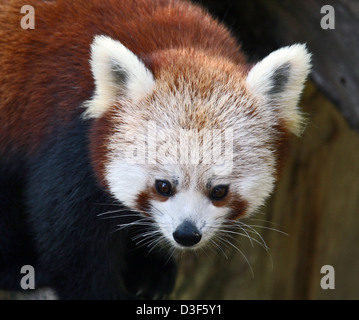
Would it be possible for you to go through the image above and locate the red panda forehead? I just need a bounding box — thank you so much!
[140,51,252,130]
[144,49,247,87]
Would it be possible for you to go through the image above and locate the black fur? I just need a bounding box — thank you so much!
[0,116,177,299]
[269,62,291,96]
[110,58,130,88]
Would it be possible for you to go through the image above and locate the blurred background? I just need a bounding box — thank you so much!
[173,0,359,299]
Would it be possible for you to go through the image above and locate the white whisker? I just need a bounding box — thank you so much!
[243,224,288,236]
[209,238,228,259]
[217,236,254,278]
[231,221,269,249]
[220,229,266,250]
[133,230,162,245]
[97,208,141,217]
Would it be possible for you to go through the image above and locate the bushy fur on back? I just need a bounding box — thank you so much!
[0,0,310,299]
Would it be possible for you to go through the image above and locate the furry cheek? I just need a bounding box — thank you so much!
[134,186,170,217]
[211,192,249,220]
[104,160,148,210]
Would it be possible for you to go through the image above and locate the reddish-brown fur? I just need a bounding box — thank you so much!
[0,0,290,222]
[228,198,249,220]
[208,189,248,219]
[135,186,171,216]
[0,0,246,156]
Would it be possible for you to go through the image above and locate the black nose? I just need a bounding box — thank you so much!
[173,220,202,247]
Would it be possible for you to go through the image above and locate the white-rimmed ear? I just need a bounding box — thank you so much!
[246,44,311,135]
[83,35,155,119]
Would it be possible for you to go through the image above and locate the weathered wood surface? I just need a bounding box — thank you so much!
[173,82,359,299]
[197,0,359,131]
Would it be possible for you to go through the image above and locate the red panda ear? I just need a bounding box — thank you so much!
[246,44,311,136]
[83,35,155,119]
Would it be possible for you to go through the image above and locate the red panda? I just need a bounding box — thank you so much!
[0,0,311,299]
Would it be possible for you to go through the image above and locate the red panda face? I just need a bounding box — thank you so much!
[86,36,311,249]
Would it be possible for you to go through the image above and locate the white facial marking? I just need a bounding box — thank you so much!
[105,160,147,209]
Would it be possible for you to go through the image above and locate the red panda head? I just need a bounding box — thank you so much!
[86,35,311,249]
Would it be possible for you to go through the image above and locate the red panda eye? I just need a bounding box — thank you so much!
[210,185,229,201]
[155,180,172,197]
